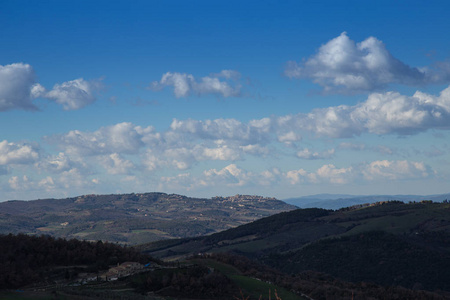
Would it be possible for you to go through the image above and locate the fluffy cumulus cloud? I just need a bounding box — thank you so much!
[362,160,432,180]
[203,164,251,187]
[285,168,309,184]
[277,131,301,145]
[285,32,450,93]
[282,85,450,137]
[285,164,353,184]
[314,164,353,184]
[3,170,99,199]
[284,160,432,186]
[0,63,102,111]
[0,140,40,165]
[159,164,270,190]
[46,122,156,156]
[46,119,272,175]
[46,168,98,190]
[0,63,40,111]
[143,142,250,172]
[44,78,103,110]
[157,159,433,193]
[100,153,135,175]
[40,85,450,183]
[6,81,450,198]
[151,70,242,98]
[35,152,78,173]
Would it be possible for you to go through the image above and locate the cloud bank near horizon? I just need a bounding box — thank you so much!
[2,84,449,198]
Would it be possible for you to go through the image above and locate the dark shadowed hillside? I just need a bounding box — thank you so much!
[0,233,155,289]
[141,201,450,293]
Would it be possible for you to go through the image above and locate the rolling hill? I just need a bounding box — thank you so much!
[0,192,296,244]
[140,200,450,293]
[284,192,450,209]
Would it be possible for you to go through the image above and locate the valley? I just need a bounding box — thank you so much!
[2,194,450,299]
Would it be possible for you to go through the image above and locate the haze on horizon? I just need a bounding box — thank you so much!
[1,0,450,202]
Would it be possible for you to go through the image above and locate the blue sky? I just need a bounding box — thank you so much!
[1,0,450,201]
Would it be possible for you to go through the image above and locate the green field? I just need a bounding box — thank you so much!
[192,259,306,300]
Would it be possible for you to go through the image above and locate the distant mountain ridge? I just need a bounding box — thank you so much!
[284,192,450,209]
[0,192,296,244]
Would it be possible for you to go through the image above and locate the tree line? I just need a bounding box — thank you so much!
[0,233,156,289]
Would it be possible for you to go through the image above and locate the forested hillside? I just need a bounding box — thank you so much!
[142,201,450,294]
[0,233,154,289]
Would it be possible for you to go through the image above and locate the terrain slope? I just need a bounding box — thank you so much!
[0,193,296,244]
[141,201,450,292]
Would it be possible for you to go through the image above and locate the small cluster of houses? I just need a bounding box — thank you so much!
[101,261,149,281]
[77,261,154,284]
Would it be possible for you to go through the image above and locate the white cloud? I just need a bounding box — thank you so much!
[285,32,449,93]
[142,147,198,171]
[280,105,361,138]
[38,176,56,192]
[200,144,241,161]
[142,147,195,171]
[31,84,46,98]
[277,131,301,145]
[170,118,270,144]
[296,148,335,160]
[315,164,353,184]
[203,164,250,187]
[57,168,96,189]
[362,160,431,180]
[240,144,270,156]
[46,122,154,156]
[35,152,79,173]
[9,175,31,190]
[282,85,450,138]
[285,168,308,184]
[159,173,196,191]
[0,63,102,112]
[142,142,246,172]
[39,84,450,187]
[283,160,431,186]
[0,140,39,165]
[101,153,135,175]
[159,162,361,191]
[284,165,353,184]
[151,70,242,98]
[4,169,99,199]
[0,63,39,111]
[47,120,271,175]
[45,78,102,110]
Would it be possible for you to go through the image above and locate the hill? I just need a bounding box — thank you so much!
[0,193,296,244]
[284,192,450,209]
[2,233,443,300]
[0,233,154,290]
[140,200,450,293]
